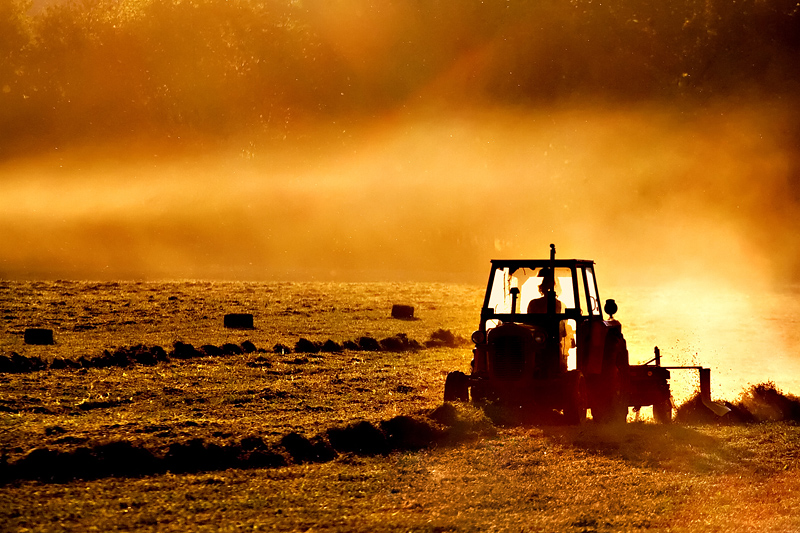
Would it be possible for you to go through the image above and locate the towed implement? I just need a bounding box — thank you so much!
[445,245,729,424]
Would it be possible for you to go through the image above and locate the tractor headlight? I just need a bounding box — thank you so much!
[533,334,546,344]
[471,330,485,345]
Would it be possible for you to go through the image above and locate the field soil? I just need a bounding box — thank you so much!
[2,281,800,532]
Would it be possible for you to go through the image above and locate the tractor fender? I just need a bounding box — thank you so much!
[578,319,628,375]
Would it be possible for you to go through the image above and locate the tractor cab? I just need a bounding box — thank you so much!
[476,253,606,376]
[445,244,635,424]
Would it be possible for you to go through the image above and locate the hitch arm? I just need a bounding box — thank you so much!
[659,365,731,417]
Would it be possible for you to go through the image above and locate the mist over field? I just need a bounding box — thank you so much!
[0,0,798,284]
[5,6,800,530]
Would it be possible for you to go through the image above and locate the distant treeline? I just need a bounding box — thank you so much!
[1,0,798,146]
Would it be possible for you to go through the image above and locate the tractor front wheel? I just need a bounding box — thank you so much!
[444,371,469,402]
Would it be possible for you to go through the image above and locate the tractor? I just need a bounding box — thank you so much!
[444,244,728,424]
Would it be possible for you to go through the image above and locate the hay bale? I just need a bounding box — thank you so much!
[163,438,231,474]
[49,357,68,370]
[90,440,160,478]
[24,328,54,345]
[429,403,459,426]
[12,447,71,481]
[391,304,415,319]
[223,313,254,329]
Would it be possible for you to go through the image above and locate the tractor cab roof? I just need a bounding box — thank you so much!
[490,258,595,270]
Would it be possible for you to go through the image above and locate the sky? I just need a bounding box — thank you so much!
[1,0,799,285]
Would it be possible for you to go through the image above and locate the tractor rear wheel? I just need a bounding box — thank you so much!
[444,371,469,402]
[563,370,588,425]
[591,365,628,424]
[653,398,673,424]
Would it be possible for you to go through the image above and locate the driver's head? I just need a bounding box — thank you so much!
[538,277,555,295]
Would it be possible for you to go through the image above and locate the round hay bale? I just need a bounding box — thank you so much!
[91,441,160,478]
[391,304,415,319]
[24,328,54,345]
[224,313,254,329]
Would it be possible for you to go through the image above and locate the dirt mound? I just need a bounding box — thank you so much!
[280,432,337,463]
[379,334,421,352]
[3,329,466,375]
[381,415,445,450]
[737,382,800,422]
[0,341,265,374]
[0,352,47,373]
[675,382,800,424]
[0,409,489,484]
[428,402,497,439]
[424,329,469,348]
[327,421,390,455]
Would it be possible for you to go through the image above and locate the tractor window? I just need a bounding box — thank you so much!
[584,267,600,315]
[487,268,514,314]
[523,267,576,314]
[486,266,577,314]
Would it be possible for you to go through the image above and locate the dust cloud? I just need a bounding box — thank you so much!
[1,0,798,282]
[2,0,800,394]
[1,102,798,286]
